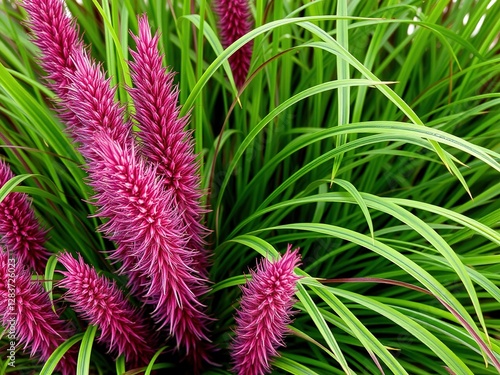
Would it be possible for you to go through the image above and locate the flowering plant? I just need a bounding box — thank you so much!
[0,0,499,374]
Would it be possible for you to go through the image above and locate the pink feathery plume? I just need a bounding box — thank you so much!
[59,46,143,295]
[22,0,84,126]
[0,250,76,375]
[58,252,155,366]
[231,246,301,375]
[0,160,50,274]
[128,17,210,278]
[85,132,212,366]
[22,0,134,292]
[216,0,253,87]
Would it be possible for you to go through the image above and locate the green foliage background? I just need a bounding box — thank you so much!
[0,0,499,374]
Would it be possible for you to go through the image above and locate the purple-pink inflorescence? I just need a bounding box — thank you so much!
[0,250,76,375]
[231,246,301,375]
[216,0,253,87]
[22,0,84,127]
[0,160,50,274]
[22,0,147,323]
[128,17,210,279]
[58,252,155,366]
[85,132,212,366]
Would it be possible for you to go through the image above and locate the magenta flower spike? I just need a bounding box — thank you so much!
[231,246,301,375]
[128,16,210,278]
[22,0,84,126]
[86,132,212,365]
[216,0,253,87]
[0,160,50,274]
[58,252,155,366]
[0,250,76,375]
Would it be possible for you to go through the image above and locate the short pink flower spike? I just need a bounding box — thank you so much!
[216,0,254,87]
[58,252,156,366]
[231,246,301,375]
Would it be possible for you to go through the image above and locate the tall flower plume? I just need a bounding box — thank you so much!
[231,246,301,375]
[22,0,84,126]
[23,0,138,295]
[128,17,210,278]
[216,0,253,87]
[58,252,155,366]
[0,160,50,274]
[0,250,75,374]
[85,132,212,366]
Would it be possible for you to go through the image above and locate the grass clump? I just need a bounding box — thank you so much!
[0,0,499,374]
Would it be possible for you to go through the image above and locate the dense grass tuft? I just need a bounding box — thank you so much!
[0,0,499,374]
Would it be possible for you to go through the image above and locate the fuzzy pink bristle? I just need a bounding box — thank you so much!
[128,17,211,279]
[65,49,132,161]
[86,132,212,366]
[22,2,213,368]
[22,0,84,127]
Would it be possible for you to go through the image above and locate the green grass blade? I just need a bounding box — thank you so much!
[145,346,170,375]
[273,356,322,375]
[77,325,97,375]
[331,0,350,182]
[44,255,58,311]
[333,179,374,241]
[39,334,83,375]
[330,288,474,375]
[295,282,354,374]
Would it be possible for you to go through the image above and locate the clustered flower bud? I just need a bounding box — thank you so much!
[21,0,212,368]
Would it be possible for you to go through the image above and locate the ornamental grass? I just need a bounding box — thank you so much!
[0,0,499,374]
